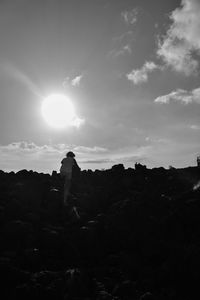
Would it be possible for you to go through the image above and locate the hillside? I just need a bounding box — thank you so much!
[0,164,200,299]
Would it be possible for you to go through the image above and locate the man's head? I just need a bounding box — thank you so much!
[66,151,75,158]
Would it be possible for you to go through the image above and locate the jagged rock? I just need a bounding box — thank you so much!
[47,188,62,209]
[15,284,31,299]
[97,290,113,300]
[24,212,41,228]
[78,226,96,256]
[0,261,31,297]
[32,270,60,286]
[13,180,44,212]
[139,292,154,300]
[2,220,33,250]
[112,279,137,299]
[64,268,94,297]
[19,248,41,272]
[4,197,24,220]
[0,205,5,225]
[0,166,199,298]
[39,227,63,255]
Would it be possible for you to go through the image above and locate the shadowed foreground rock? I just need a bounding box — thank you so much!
[0,165,199,299]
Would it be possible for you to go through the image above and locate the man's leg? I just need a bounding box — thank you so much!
[64,176,71,206]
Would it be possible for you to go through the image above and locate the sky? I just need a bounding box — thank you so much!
[0,0,200,173]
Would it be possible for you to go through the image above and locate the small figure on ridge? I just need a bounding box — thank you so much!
[60,151,80,206]
[197,155,200,168]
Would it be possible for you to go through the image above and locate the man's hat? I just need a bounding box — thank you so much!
[66,151,75,157]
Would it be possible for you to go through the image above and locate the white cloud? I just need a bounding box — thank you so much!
[123,44,132,54]
[63,74,83,88]
[74,146,108,153]
[122,8,138,25]
[113,31,133,43]
[81,145,151,167]
[0,140,198,172]
[0,142,109,173]
[81,158,111,164]
[109,30,134,58]
[145,136,169,144]
[71,117,85,128]
[109,44,132,57]
[0,142,70,155]
[189,124,200,130]
[0,142,108,155]
[157,0,200,75]
[154,87,200,104]
[71,75,83,87]
[127,61,159,84]
[62,77,70,88]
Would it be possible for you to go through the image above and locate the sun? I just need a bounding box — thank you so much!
[41,94,76,128]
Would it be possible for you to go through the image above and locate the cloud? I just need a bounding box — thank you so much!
[63,74,83,88]
[0,142,70,156]
[81,158,111,164]
[121,44,132,55]
[80,149,149,166]
[74,146,108,153]
[127,61,159,84]
[0,142,108,155]
[0,142,153,172]
[157,0,200,75]
[71,117,85,128]
[154,87,200,104]
[109,30,134,58]
[81,155,144,165]
[121,8,138,25]
[109,44,132,57]
[109,8,138,58]
[189,124,200,130]
[145,136,169,144]
[71,75,83,87]
[0,142,110,172]
[113,31,133,43]
[1,142,42,153]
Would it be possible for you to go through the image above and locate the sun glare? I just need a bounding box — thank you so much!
[41,94,76,128]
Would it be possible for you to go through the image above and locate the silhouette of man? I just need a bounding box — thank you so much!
[60,151,80,206]
[197,155,200,168]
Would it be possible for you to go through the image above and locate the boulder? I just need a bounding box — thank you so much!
[2,220,33,251]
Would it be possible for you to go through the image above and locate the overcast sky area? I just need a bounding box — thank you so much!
[0,0,200,173]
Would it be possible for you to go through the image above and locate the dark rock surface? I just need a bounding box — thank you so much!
[0,165,199,299]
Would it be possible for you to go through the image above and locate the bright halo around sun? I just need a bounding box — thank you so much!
[41,94,80,129]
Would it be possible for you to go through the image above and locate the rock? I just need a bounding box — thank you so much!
[13,180,44,212]
[0,205,5,225]
[15,284,32,300]
[24,212,40,227]
[139,292,154,300]
[39,227,62,255]
[78,226,97,257]
[112,280,137,299]
[64,268,94,297]
[2,220,33,250]
[97,290,113,300]
[47,188,62,209]
[19,248,41,272]
[4,198,24,220]
[0,261,30,297]
[32,270,60,286]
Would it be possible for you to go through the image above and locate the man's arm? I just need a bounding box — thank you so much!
[73,158,81,171]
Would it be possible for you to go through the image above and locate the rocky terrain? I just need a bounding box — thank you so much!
[0,164,200,299]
